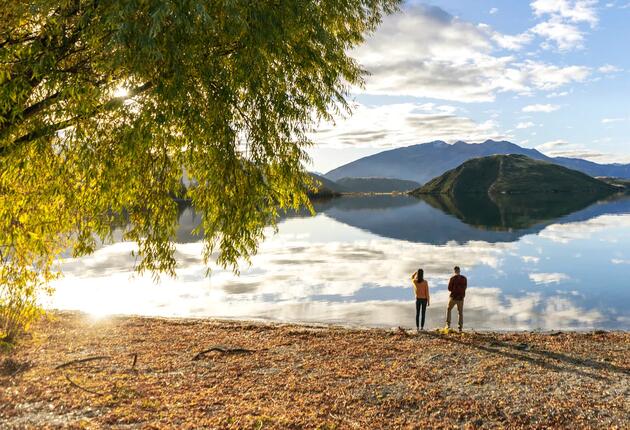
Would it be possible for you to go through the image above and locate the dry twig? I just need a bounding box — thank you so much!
[130,353,138,370]
[63,374,106,396]
[192,346,253,361]
[55,356,111,370]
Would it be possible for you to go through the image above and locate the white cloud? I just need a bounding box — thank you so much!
[312,103,507,148]
[536,140,570,151]
[535,140,630,163]
[529,272,570,285]
[490,7,499,14]
[522,104,561,112]
[529,1,598,50]
[517,121,536,129]
[523,61,590,89]
[601,118,626,124]
[481,25,534,50]
[531,0,598,25]
[531,17,585,50]
[598,64,623,73]
[354,5,503,102]
[546,90,570,98]
[353,4,596,101]
[612,258,630,264]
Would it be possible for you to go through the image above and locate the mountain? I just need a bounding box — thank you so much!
[324,140,630,184]
[415,154,618,196]
[309,173,347,197]
[412,155,619,230]
[336,177,420,193]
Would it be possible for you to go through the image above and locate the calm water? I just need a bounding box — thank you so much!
[47,194,630,330]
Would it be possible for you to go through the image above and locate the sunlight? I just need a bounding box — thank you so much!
[113,86,128,98]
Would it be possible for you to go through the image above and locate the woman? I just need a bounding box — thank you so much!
[411,268,430,331]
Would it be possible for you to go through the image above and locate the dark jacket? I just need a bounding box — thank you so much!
[448,275,467,300]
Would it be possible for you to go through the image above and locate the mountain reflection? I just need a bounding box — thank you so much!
[307,194,630,244]
[419,192,625,231]
[174,194,630,245]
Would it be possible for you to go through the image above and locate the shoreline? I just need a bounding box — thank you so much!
[42,308,629,333]
[2,311,628,428]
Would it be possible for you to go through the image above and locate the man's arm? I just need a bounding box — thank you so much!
[462,276,467,290]
[447,276,453,292]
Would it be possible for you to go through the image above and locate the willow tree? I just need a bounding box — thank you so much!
[0,0,400,340]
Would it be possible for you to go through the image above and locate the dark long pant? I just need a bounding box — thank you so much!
[415,298,428,329]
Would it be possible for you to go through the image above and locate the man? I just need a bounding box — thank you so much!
[446,266,467,332]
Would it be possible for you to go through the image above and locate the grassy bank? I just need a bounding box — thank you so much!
[1,312,628,429]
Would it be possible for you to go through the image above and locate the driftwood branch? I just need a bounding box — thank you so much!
[55,356,110,369]
[192,346,253,361]
[64,374,106,396]
[130,353,138,370]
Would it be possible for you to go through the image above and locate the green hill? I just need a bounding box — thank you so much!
[414,154,619,196]
[308,173,346,197]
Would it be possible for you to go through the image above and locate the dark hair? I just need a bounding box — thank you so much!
[454,266,460,273]
[416,268,424,282]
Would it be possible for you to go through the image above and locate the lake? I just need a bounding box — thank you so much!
[47,194,630,330]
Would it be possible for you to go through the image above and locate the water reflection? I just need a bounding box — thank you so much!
[314,194,630,244]
[420,191,612,230]
[47,195,630,330]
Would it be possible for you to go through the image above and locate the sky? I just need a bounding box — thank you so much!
[307,0,630,173]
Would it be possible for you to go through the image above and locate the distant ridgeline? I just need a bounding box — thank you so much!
[411,154,622,230]
[308,173,420,196]
[324,140,630,184]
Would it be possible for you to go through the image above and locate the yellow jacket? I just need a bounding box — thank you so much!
[411,274,430,303]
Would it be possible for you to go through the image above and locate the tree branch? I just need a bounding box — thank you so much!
[1,81,154,156]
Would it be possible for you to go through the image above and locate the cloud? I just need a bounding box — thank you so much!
[529,272,570,285]
[352,4,595,101]
[353,5,500,102]
[517,121,536,129]
[480,25,534,50]
[612,258,630,264]
[536,139,571,151]
[534,139,630,163]
[601,118,626,124]
[598,64,623,73]
[542,149,605,160]
[546,90,570,98]
[523,61,590,89]
[531,0,598,25]
[490,7,499,14]
[311,103,507,148]
[522,104,561,112]
[529,1,598,50]
[530,17,585,50]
